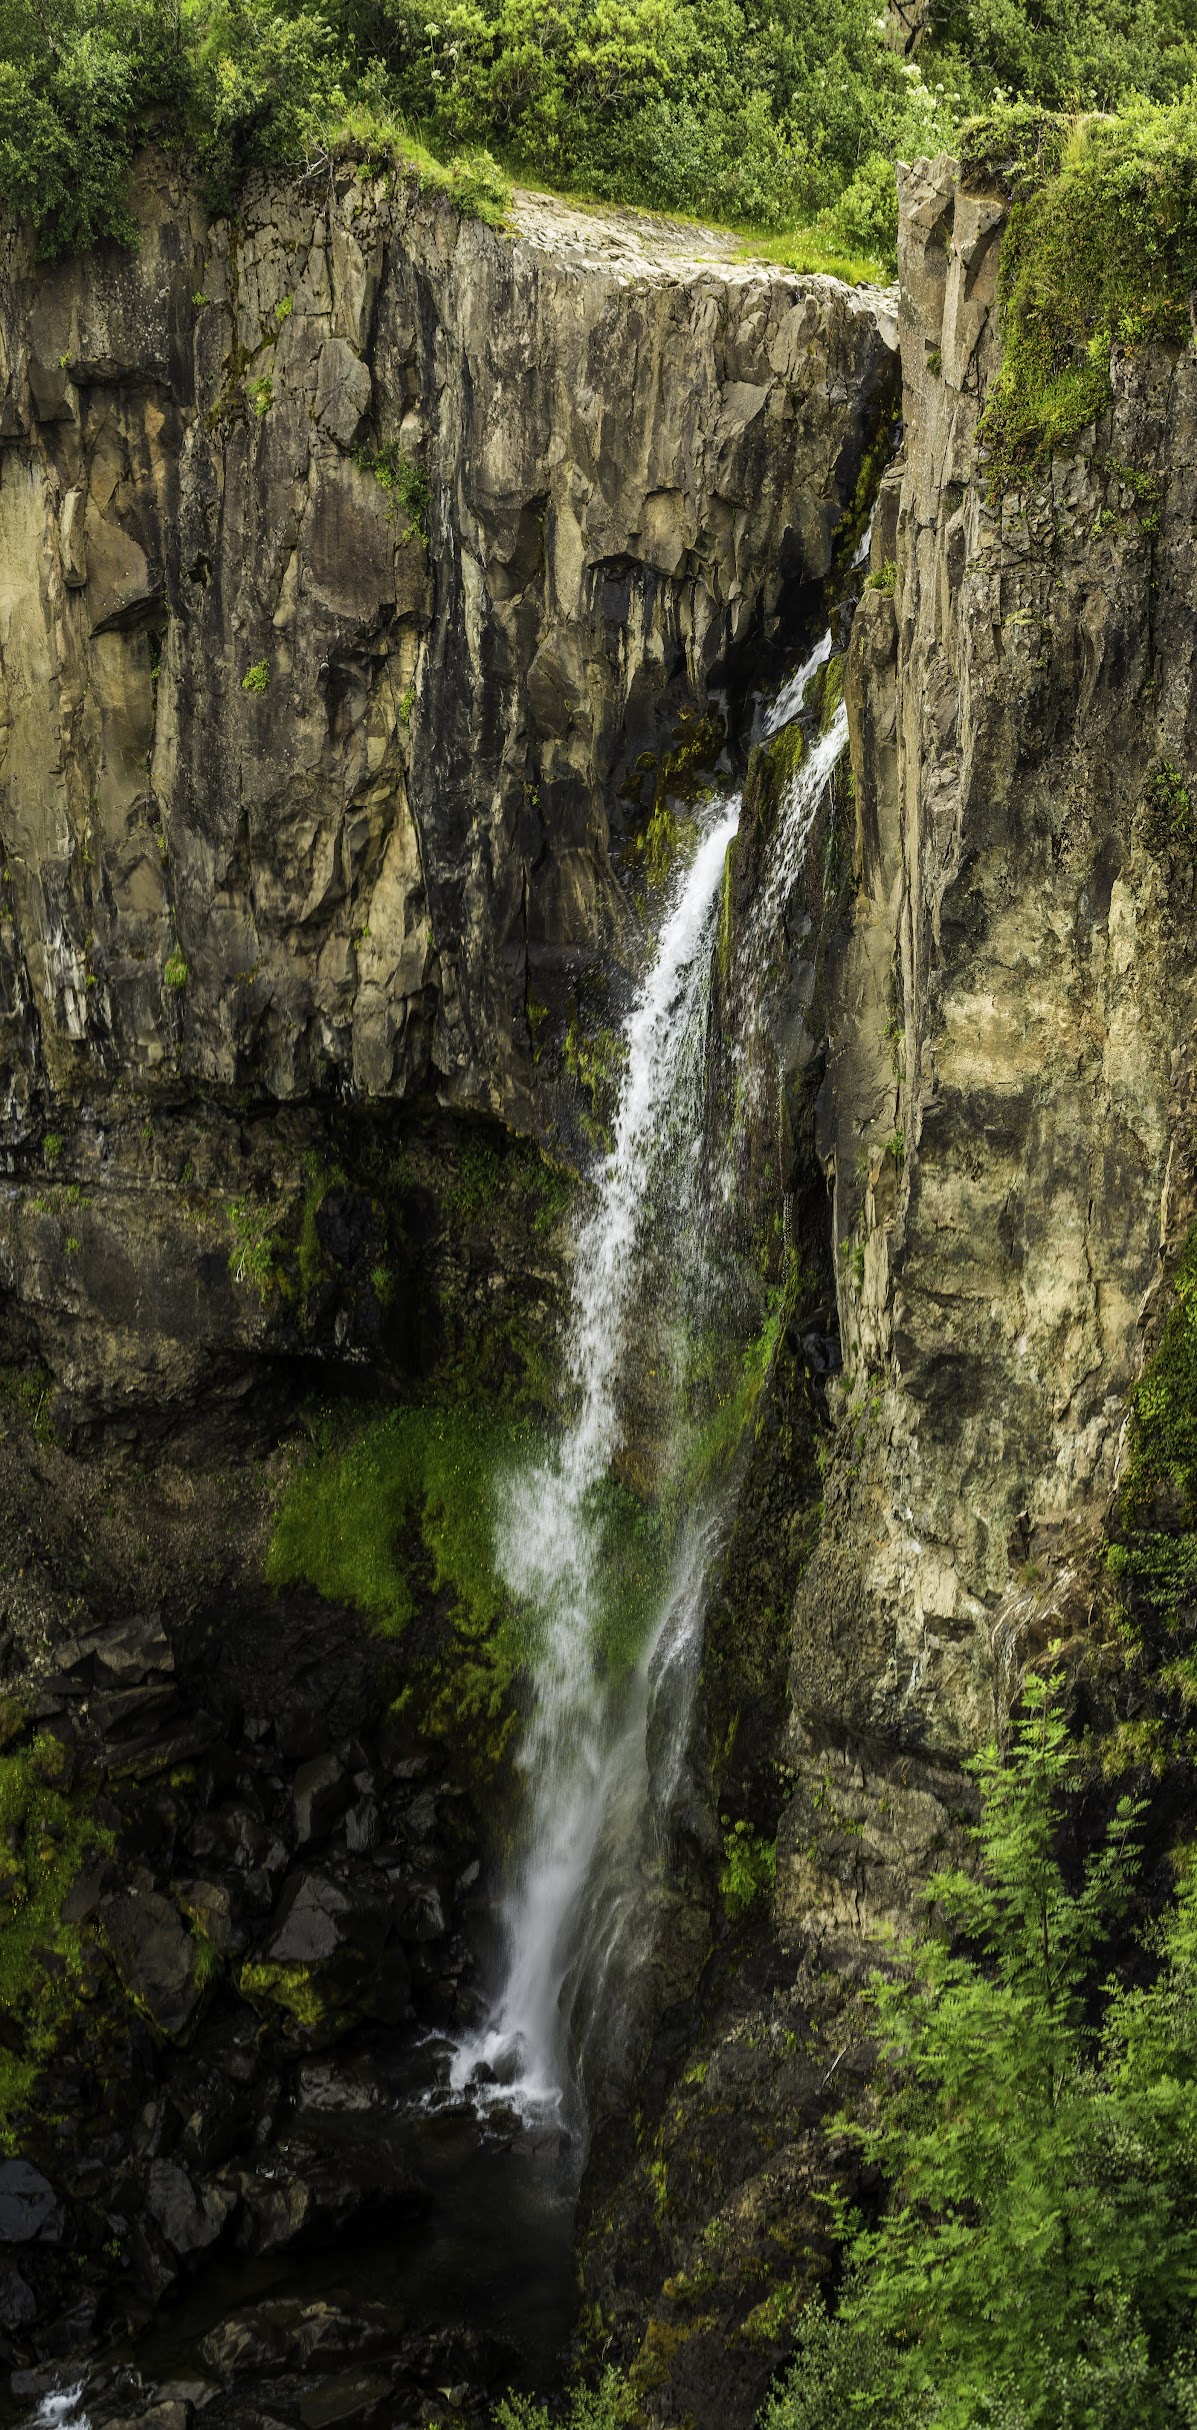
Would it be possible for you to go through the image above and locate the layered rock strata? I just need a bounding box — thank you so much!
[579,152,1197,2429]
[782,147,1197,1958]
[0,155,896,1415]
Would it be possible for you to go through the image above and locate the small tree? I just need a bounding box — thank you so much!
[763,1677,1197,2429]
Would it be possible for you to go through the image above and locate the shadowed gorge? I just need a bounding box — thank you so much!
[0,40,1195,2430]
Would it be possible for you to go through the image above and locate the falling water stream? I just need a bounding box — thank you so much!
[452,625,847,2138]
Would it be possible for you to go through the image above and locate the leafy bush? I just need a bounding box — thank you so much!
[0,0,1193,276]
[972,97,1197,486]
[762,1677,1197,2428]
[719,1817,777,1917]
[925,0,1197,111]
[494,2367,635,2430]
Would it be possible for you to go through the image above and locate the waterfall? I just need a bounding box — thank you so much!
[452,621,846,2132]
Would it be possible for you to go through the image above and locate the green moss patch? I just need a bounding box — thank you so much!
[0,1734,112,2144]
[971,98,1197,489]
[267,1398,670,1785]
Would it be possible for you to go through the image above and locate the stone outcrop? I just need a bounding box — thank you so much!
[779,149,1197,1952]
[576,154,1197,2429]
[0,156,895,1130]
[0,153,896,1416]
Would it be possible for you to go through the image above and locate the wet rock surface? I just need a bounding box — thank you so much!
[0,151,896,1430]
[0,1401,518,2421]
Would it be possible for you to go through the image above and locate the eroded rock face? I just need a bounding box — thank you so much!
[0,156,896,1138]
[0,155,895,1417]
[781,151,1197,1951]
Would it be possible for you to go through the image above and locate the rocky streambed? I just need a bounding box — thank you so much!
[0,1457,582,2429]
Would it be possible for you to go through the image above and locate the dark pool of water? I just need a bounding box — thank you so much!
[7,2035,581,2430]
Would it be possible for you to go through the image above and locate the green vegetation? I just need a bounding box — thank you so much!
[266,1399,668,1775]
[763,1676,1197,2428]
[239,1958,333,2030]
[0,0,951,265]
[0,0,1191,298]
[928,0,1197,113]
[972,98,1197,488]
[674,1286,785,1509]
[0,1734,112,2144]
[240,657,270,695]
[865,560,896,595]
[353,439,431,542]
[267,1403,533,1777]
[225,1193,281,1299]
[0,1359,57,1446]
[1092,1225,1197,1776]
[267,1402,518,1640]
[163,947,188,990]
[719,1816,776,1918]
[563,1018,628,1147]
[494,2369,634,2430]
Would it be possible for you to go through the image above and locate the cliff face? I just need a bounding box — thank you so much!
[4,131,1192,2430]
[0,157,895,1122]
[577,158,1197,2430]
[779,153,1197,1948]
[0,154,895,1414]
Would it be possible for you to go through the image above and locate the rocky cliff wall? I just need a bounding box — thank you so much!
[778,150,1197,1954]
[0,154,896,1417]
[575,156,1197,2430]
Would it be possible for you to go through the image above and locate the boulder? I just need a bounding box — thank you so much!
[144,2159,235,2258]
[293,1753,348,1847]
[172,1877,245,1959]
[100,1890,202,2038]
[0,2162,63,2245]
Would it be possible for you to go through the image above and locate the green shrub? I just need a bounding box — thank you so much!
[225,1194,280,1299]
[925,0,1197,111]
[494,2366,635,2430]
[973,98,1197,488]
[241,658,270,695]
[354,439,431,541]
[719,1817,776,1918]
[163,948,188,990]
[763,1676,1197,2428]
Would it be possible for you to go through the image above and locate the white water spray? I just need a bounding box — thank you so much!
[453,804,739,2118]
[453,618,850,2129]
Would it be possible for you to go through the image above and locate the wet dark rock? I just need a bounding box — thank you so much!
[144,2159,236,2258]
[0,2266,36,2327]
[344,1800,378,1854]
[293,1754,349,1847]
[0,2163,63,2245]
[261,1868,399,1980]
[296,2369,393,2428]
[227,2135,425,2256]
[388,1880,446,1945]
[92,1684,180,1740]
[201,2295,400,2377]
[279,1708,331,1764]
[75,1612,175,1685]
[104,2403,191,2430]
[189,1802,270,1873]
[60,1870,105,1926]
[100,1890,202,2038]
[171,1877,246,1959]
